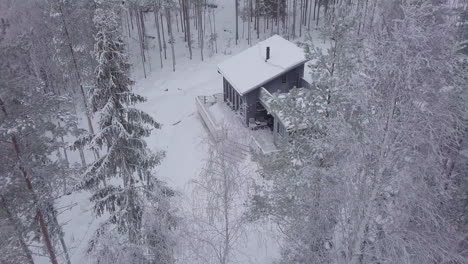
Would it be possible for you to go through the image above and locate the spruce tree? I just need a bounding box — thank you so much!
[81,4,169,256]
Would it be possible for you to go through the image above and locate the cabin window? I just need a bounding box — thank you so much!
[234,92,238,110]
[281,74,287,83]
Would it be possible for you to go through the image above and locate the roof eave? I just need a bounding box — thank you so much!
[218,58,308,96]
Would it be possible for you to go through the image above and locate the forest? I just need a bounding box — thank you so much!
[0,0,467,263]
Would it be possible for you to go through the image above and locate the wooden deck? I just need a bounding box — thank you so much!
[196,93,278,155]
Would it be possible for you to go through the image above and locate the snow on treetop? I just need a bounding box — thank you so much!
[217,35,307,95]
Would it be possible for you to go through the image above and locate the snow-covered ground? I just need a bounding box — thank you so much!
[46,2,326,263]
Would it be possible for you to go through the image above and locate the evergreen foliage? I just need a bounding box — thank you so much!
[79,5,173,263]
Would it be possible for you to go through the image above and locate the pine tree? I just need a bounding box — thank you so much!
[0,37,78,264]
[80,5,172,262]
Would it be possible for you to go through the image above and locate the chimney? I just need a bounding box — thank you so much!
[266,47,270,61]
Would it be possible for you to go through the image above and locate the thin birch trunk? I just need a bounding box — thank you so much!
[292,0,297,38]
[126,9,131,37]
[198,1,204,61]
[299,0,303,37]
[256,0,260,39]
[130,8,134,30]
[181,0,187,41]
[140,9,146,52]
[313,0,317,21]
[248,0,252,45]
[222,159,230,264]
[184,0,193,59]
[304,0,309,26]
[213,7,217,53]
[179,0,185,33]
[277,0,281,34]
[135,9,147,78]
[160,13,168,60]
[368,0,377,31]
[235,0,239,44]
[165,8,176,71]
[154,7,164,68]
[316,0,321,26]
[285,0,289,38]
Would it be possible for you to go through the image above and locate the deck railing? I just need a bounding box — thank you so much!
[195,95,223,141]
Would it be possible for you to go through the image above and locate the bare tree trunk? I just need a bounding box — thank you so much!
[181,0,187,41]
[126,9,132,37]
[178,0,185,33]
[250,0,253,23]
[299,0,303,37]
[50,207,71,264]
[357,0,363,35]
[55,0,95,137]
[292,0,297,38]
[256,0,260,39]
[304,0,309,26]
[362,0,369,33]
[197,1,204,61]
[166,8,176,71]
[203,0,208,38]
[129,8,134,30]
[222,163,230,264]
[154,7,164,68]
[194,2,198,31]
[248,0,252,45]
[313,0,317,21]
[135,9,147,78]
[316,0,321,26]
[160,13,168,60]
[235,0,239,44]
[277,0,281,34]
[368,0,377,31]
[70,101,87,167]
[57,122,69,166]
[349,83,400,264]
[213,7,218,53]
[242,9,245,39]
[183,0,193,59]
[0,195,35,264]
[175,13,180,32]
[0,101,59,264]
[12,150,58,264]
[285,0,289,38]
[140,9,146,51]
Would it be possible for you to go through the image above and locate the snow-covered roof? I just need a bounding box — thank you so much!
[259,87,309,130]
[217,35,307,96]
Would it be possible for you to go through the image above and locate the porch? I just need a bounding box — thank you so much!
[196,93,278,154]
